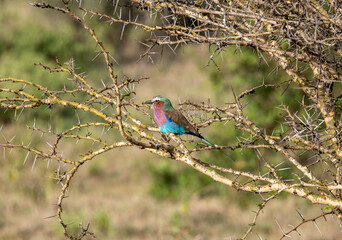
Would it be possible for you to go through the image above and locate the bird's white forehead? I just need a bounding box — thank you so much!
[152,96,162,102]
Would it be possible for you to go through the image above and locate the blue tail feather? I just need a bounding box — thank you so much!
[200,137,214,146]
[188,131,214,146]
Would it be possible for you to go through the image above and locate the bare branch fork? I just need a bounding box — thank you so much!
[0,0,341,239]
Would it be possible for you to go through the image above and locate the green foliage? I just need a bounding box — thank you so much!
[148,159,215,200]
[94,209,111,236]
[147,158,260,207]
[0,6,108,126]
[0,19,75,83]
[204,46,304,169]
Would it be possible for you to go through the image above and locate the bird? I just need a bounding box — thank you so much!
[144,95,213,146]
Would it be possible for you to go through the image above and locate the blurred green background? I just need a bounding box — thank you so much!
[0,1,340,239]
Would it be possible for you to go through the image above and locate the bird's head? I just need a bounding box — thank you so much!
[144,95,173,110]
[144,95,169,104]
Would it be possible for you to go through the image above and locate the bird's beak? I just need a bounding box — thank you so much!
[144,100,153,104]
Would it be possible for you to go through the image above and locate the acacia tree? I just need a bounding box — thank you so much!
[1,0,342,239]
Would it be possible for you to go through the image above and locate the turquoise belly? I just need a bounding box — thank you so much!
[159,121,186,135]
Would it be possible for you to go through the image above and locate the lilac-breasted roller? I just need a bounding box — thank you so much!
[144,95,214,146]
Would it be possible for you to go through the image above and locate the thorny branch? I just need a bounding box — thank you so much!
[1,0,342,239]
[279,210,334,240]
